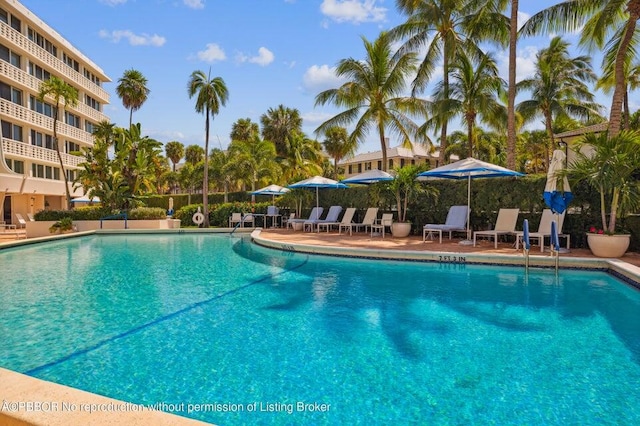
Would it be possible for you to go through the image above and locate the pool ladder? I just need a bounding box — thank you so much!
[229,214,254,236]
[523,219,531,272]
[523,218,560,273]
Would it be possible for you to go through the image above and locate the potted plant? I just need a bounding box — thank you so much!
[567,130,640,257]
[387,164,438,237]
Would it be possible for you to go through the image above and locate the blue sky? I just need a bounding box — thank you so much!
[21,0,606,155]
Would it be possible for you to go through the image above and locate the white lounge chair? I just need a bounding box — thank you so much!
[473,208,520,248]
[423,205,469,243]
[229,212,242,228]
[304,205,342,232]
[265,206,280,228]
[317,207,356,233]
[342,207,379,235]
[27,213,35,222]
[288,207,324,231]
[371,213,393,238]
[283,212,296,229]
[515,209,570,252]
[14,213,28,229]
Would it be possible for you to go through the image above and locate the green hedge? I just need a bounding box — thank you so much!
[175,201,273,227]
[34,206,167,221]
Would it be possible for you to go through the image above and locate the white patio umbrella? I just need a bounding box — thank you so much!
[250,184,290,203]
[418,157,524,244]
[341,169,394,185]
[288,176,347,213]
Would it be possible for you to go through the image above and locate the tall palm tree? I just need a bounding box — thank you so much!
[322,126,355,179]
[260,105,302,157]
[116,69,150,127]
[187,69,229,227]
[165,141,185,172]
[432,51,506,158]
[38,76,79,210]
[228,136,279,201]
[390,0,509,164]
[230,118,260,142]
[280,133,324,181]
[516,36,602,170]
[519,0,640,138]
[315,32,429,172]
[506,0,519,169]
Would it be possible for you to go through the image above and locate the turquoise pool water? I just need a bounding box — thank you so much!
[1,234,639,425]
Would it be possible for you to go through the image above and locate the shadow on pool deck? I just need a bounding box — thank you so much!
[257,228,640,267]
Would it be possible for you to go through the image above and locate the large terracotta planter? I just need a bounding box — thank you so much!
[586,233,630,258]
[391,222,411,238]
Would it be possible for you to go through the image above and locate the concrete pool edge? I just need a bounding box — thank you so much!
[0,368,211,426]
[250,230,640,288]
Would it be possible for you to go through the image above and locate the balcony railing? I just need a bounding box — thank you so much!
[2,137,84,168]
[0,99,94,145]
[0,21,109,102]
[0,61,110,124]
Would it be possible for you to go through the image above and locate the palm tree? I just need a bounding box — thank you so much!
[185,144,205,165]
[165,141,185,172]
[516,36,602,170]
[322,126,355,179]
[260,105,303,157]
[432,51,506,158]
[228,136,279,201]
[187,69,229,227]
[116,69,150,127]
[390,0,509,164]
[506,0,519,169]
[315,32,429,172]
[38,76,79,210]
[230,118,260,142]
[519,0,640,138]
[280,133,324,181]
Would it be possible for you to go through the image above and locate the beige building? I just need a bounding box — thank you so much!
[0,0,110,225]
[339,142,448,178]
[554,122,607,164]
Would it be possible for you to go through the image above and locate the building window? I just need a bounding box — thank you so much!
[84,69,101,86]
[0,43,21,68]
[365,162,372,171]
[63,53,79,72]
[65,140,80,154]
[84,121,96,134]
[388,159,393,169]
[400,159,406,167]
[411,159,415,165]
[348,165,352,174]
[30,130,54,149]
[28,62,51,81]
[357,163,362,173]
[65,169,74,181]
[65,111,81,128]
[28,28,57,56]
[30,95,53,117]
[1,120,23,142]
[85,95,101,111]
[5,159,25,174]
[377,160,382,170]
[0,82,22,106]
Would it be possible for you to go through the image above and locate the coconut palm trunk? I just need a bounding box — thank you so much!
[506,0,518,169]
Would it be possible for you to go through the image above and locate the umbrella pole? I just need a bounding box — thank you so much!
[460,174,473,245]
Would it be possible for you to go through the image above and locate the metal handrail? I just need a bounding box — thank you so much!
[99,213,128,229]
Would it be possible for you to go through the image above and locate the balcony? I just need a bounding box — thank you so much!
[1,61,110,124]
[0,22,109,102]
[2,137,84,168]
[0,99,94,146]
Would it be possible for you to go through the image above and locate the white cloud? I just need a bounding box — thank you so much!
[517,11,530,30]
[496,45,539,82]
[302,64,346,92]
[196,43,227,62]
[237,47,275,66]
[100,0,127,5]
[183,0,205,9]
[302,111,334,126]
[98,30,166,47]
[320,0,386,24]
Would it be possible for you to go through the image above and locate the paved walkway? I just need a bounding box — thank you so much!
[257,228,640,267]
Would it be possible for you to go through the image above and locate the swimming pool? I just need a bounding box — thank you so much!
[1,234,639,425]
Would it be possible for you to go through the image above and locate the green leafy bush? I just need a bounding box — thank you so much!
[34,206,112,221]
[128,207,167,220]
[49,217,74,234]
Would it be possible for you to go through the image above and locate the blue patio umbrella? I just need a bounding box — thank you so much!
[341,169,394,185]
[288,176,347,213]
[543,150,573,214]
[418,157,524,244]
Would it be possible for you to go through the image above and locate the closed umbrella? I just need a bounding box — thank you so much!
[419,157,524,244]
[288,176,347,213]
[543,150,573,214]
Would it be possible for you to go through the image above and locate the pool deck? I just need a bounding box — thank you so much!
[2,227,640,425]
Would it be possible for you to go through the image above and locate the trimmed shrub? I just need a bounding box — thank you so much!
[128,207,167,220]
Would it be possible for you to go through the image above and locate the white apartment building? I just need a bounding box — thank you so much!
[0,0,110,225]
